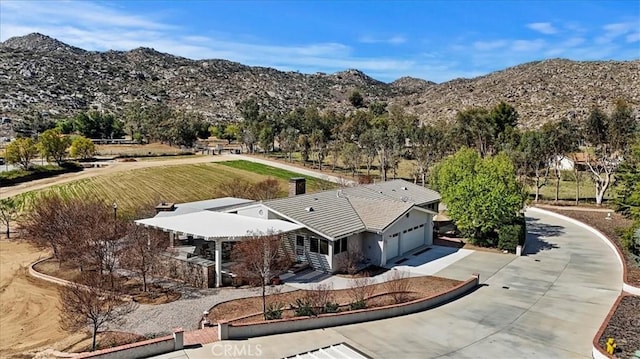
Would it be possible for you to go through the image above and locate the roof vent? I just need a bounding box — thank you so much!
[401,196,409,202]
[337,189,344,198]
[401,186,408,190]
[305,207,314,212]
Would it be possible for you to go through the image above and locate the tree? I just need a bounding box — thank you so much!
[5,137,37,170]
[279,127,298,162]
[120,225,167,292]
[73,111,124,139]
[453,108,493,157]
[59,273,136,351]
[411,124,446,187]
[583,102,638,205]
[19,194,69,260]
[341,142,362,177]
[251,178,282,200]
[616,137,640,220]
[298,134,311,164]
[431,148,526,245]
[358,129,377,176]
[70,136,96,160]
[0,197,21,239]
[231,231,291,319]
[542,119,578,202]
[348,90,364,108]
[310,128,327,171]
[518,130,553,202]
[38,128,71,165]
[211,123,241,144]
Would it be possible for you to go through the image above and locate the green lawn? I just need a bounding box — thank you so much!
[19,161,335,215]
[218,160,335,192]
[528,178,616,204]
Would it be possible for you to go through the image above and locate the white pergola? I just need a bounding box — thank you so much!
[135,211,303,287]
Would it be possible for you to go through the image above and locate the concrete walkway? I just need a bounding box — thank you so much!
[171,208,622,358]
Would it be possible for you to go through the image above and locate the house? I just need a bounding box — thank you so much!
[136,179,441,287]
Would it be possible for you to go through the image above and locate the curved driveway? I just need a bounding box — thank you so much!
[180,207,622,359]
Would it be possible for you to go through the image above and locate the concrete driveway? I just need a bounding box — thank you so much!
[168,208,623,359]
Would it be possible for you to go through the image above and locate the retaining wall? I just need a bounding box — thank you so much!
[74,329,183,359]
[219,274,479,340]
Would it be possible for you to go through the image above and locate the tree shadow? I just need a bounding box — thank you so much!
[523,217,563,255]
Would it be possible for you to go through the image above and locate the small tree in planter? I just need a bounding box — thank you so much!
[383,269,412,304]
[232,231,292,320]
[337,250,365,275]
[348,277,374,310]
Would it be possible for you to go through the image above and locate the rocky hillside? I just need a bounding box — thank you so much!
[1,33,638,128]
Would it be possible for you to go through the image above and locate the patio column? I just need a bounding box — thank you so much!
[380,238,387,266]
[169,232,175,248]
[215,240,222,287]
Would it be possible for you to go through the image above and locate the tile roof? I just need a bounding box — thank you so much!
[263,179,440,239]
[346,196,413,231]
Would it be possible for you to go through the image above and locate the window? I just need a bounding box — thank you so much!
[334,238,348,255]
[296,235,304,247]
[310,237,319,253]
[319,239,329,255]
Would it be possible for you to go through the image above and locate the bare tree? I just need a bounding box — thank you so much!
[348,277,375,309]
[19,194,72,261]
[337,250,364,275]
[383,270,412,304]
[251,178,282,200]
[305,283,335,312]
[59,273,136,351]
[231,231,292,319]
[120,225,167,291]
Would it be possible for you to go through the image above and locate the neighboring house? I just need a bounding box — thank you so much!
[552,153,590,171]
[136,179,441,287]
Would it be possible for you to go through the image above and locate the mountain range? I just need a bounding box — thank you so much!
[1,33,638,128]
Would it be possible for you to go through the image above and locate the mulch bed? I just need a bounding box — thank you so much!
[546,209,639,285]
[207,276,461,324]
[34,258,181,304]
[598,295,640,358]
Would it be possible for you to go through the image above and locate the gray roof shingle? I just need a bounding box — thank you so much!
[262,179,440,239]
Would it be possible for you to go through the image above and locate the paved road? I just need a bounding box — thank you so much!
[174,208,621,359]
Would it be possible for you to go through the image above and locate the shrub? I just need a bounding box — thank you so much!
[293,298,316,317]
[621,223,640,266]
[306,284,334,313]
[349,300,366,310]
[324,302,339,313]
[498,224,521,252]
[264,302,284,320]
[348,277,374,309]
[383,270,412,304]
[337,251,364,275]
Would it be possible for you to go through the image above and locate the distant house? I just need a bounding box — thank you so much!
[136,179,441,287]
[552,153,590,171]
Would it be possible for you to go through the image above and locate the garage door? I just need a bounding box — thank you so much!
[400,225,425,254]
[386,234,399,261]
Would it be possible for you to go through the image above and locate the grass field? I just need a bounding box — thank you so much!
[529,178,615,204]
[20,161,334,214]
[219,160,336,191]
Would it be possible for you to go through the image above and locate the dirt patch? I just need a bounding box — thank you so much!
[34,258,181,305]
[0,240,87,357]
[546,208,639,286]
[208,276,461,324]
[598,295,640,358]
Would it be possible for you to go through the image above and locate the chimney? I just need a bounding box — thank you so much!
[155,201,176,213]
[289,177,306,197]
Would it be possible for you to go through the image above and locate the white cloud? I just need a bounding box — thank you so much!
[359,34,407,45]
[596,21,638,44]
[473,40,508,51]
[511,39,546,52]
[527,22,558,35]
[626,32,640,43]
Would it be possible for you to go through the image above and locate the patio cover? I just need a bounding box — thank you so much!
[135,211,304,239]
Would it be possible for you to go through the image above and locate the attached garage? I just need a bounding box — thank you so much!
[385,233,400,261]
[400,224,425,254]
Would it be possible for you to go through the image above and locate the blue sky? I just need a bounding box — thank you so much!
[1,0,638,83]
